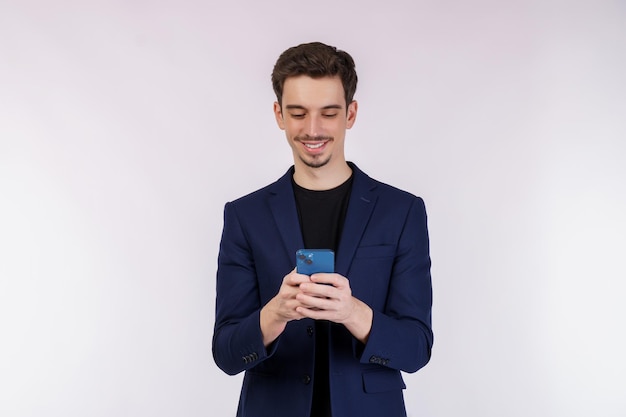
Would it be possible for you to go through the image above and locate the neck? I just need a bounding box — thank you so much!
[293,161,352,191]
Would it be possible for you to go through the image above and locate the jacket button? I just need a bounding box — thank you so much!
[302,374,311,384]
[307,326,314,337]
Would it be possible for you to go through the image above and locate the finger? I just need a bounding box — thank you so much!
[310,273,345,287]
[296,293,334,311]
[296,306,334,320]
[299,282,336,298]
[285,271,311,286]
[282,301,309,319]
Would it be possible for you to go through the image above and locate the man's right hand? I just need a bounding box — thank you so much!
[259,269,311,347]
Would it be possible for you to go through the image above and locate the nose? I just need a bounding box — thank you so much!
[304,115,322,137]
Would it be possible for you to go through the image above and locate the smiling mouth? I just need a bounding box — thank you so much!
[304,142,325,149]
[296,135,333,151]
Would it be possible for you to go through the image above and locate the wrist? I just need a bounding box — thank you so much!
[344,298,373,344]
[260,303,287,347]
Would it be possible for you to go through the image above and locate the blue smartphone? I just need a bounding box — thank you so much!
[296,249,334,275]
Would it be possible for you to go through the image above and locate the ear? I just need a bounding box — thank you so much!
[346,100,358,129]
[274,102,285,130]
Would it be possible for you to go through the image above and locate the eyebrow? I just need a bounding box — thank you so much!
[284,104,343,111]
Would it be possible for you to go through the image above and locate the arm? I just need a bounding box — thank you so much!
[212,202,268,375]
[212,201,301,375]
[359,197,433,373]
[212,202,310,374]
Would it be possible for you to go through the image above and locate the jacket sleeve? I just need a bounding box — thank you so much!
[357,197,433,373]
[212,202,279,375]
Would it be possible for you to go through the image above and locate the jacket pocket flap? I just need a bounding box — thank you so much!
[362,369,406,393]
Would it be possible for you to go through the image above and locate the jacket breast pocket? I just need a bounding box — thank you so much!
[354,244,396,259]
[362,369,406,393]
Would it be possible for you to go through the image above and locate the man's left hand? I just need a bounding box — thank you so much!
[295,273,373,344]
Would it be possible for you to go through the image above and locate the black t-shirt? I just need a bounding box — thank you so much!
[292,174,353,417]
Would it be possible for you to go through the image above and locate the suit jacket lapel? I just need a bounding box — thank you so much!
[336,164,378,275]
[268,167,304,264]
[268,164,377,274]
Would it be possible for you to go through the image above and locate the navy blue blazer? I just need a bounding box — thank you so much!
[213,163,433,417]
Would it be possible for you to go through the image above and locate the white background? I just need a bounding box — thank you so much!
[1,1,625,416]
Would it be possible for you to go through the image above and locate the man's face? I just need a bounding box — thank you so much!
[274,75,357,171]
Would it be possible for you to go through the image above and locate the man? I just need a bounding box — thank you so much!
[213,42,433,417]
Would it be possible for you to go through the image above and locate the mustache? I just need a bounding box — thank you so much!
[295,135,334,142]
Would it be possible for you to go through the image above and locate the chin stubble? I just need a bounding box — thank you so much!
[299,154,331,169]
[295,135,333,168]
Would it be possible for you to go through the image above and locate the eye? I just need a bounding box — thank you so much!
[322,113,338,118]
[290,113,305,119]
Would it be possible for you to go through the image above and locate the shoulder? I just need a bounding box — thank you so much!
[373,177,423,203]
[228,183,273,206]
[351,163,425,208]
[226,167,294,208]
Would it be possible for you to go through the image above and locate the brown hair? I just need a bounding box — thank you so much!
[271,42,358,108]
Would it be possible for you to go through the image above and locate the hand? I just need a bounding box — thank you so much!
[260,269,311,346]
[295,273,373,343]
